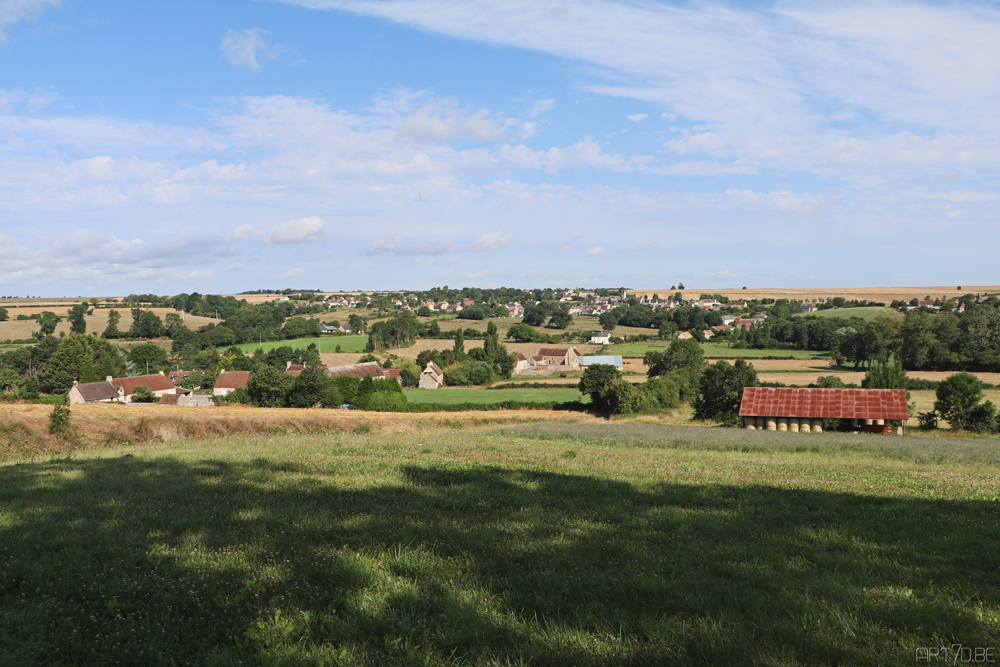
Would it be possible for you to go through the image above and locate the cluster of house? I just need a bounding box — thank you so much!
[68,371,213,406]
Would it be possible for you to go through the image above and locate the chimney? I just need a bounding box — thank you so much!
[106,376,113,383]
[73,378,78,386]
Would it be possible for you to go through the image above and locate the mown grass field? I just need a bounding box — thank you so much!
[405,387,587,405]
[0,425,997,665]
[612,340,829,359]
[234,335,370,355]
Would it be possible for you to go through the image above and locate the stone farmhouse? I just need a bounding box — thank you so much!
[419,362,444,389]
[69,372,182,405]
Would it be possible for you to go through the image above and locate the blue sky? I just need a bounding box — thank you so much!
[1,0,998,296]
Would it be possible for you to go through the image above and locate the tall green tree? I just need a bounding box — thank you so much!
[692,359,758,426]
[246,366,294,408]
[453,327,465,356]
[102,309,122,339]
[68,303,91,335]
[35,311,59,338]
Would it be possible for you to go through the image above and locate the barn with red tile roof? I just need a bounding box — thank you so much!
[213,370,252,396]
[739,387,908,434]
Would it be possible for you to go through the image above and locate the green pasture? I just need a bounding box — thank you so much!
[233,334,369,355]
[0,425,997,665]
[405,386,587,405]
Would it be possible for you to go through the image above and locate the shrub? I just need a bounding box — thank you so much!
[917,411,939,430]
[934,372,984,430]
[48,405,75,439]
[221,387,252,405]
[17,377,39,400]
[810,376,847,389]
[642,377,680,410]
[964,401,998,434]
[130,386,159,403]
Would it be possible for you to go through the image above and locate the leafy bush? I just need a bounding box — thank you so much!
[130,386,159,403]
[221,387,252,405]
[917,411,939,430]
[17,377,39,400]
[642,377,681,410]
[934,372,984,430]
[246,366,294,408]
[48,405,75,439]
[353,374,408,411]
[964,401,998,434]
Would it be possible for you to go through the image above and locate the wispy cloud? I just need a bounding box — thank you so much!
[220,28,286,70]
[0,0,59,43]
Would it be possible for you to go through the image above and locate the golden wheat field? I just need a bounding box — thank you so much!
[627,285,1000,303]
[0,308,220,341]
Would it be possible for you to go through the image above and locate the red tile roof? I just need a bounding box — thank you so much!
[537,348,570,357]
[159,394,179,405]
[740,387,908,420]
[111,373,175,395]
[215,370,251,390]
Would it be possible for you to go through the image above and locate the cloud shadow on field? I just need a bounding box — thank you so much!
[0,455,997,665]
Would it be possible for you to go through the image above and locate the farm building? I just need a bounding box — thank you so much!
[588,331,612,345]
[68,379,121,405]
[214,370,251,396]
[579,355,624,370]
[739,387,908,435]
[110,373,178,403]
[419,362,444,389]
[535,347,582,370]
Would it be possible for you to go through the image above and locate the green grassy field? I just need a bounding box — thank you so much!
[405,386,587,405]
[234,335,369,355]
[613,340,829,359]
[795,307,902,322]
[0,426,997,665]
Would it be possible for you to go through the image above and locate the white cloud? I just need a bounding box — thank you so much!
[398,101,505,142]
[558,244,573,253]
[220,28,284,70]
[281,0,1000,179]
[277,268,304,279]
[585,246,606,257]
[268,217,329,244]
[230,224,258,241]
[365,235,458,256]
[0,0,59,43]
[469,231,513,252]
[466,270,487,279]
[626,113,648,123]
[661,112,678,121]
[527,99,554,118]
[225,263,243,272]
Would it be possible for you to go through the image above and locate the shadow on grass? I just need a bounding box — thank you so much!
[0,455,998,665]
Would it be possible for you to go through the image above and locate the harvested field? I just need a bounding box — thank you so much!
[0,307,219,341]
[0,402,606,461]
[627,285,1000,304]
